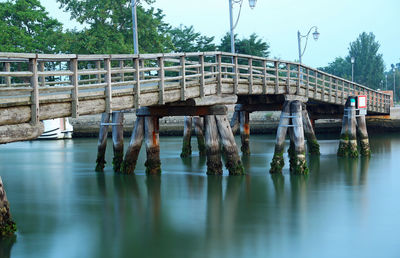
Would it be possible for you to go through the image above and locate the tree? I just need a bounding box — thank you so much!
[218,33,270,57]
[57,0,173,54]
[0,0,63,53]
[321,32,384,89]
[169,25,216,53]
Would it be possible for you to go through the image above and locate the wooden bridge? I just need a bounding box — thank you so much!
[0,51,391,175]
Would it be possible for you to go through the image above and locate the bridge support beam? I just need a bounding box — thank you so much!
[121,116,144,174]
[205,115,223,175]
[180,116,192,158]
[0,177,17,237]
[288,101,308,174]
[356,115,371,156]
[302,103,320,155]
[194,116,206,156]
[112,112,124,173]
[270,101,291,173]
[338,97,358,158]
[144,116,161,175]
[240,111,250,155]
[216,115,245,175]
[95,113,110,172]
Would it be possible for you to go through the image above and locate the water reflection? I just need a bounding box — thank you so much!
[0,236,16,258]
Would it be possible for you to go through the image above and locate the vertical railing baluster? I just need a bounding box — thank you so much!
[314,71,318,99]
[180,55,186,101]
[158,56,165,105]
[119,60,124,82]
[96,60,102,83]
[286,63,290,94]
[306,68,310,98]
[297,64,301,94]
[39,61,45,87]
[134,57,140,108]
[200,54,205,98]
[29,57,39,124]
[5,62,11,87]
[274,61,279,94]
[262,60,267,94]
[234,55,239,94]
[248,57,253,94]
[328,76,332,102]
[70,58,79,118]
[105,58,112,113]
[341,81,345,105]
[217,54,222,95]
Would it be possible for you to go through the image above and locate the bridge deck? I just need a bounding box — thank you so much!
[0,51,390,127]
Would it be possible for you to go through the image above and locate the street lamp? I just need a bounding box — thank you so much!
[351,57,355,82]
[131,0,139,54]
[297,26,320,64]
[229,0,257,53]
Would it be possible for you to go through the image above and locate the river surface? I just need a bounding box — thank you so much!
[1,133,400,258]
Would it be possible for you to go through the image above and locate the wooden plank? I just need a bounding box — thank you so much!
[136,105,227,117]
[70,58,79,118]
[29,58,39,124]
[180,55,186,101]
[199,55,205,98]
[39,62,45,87]
[158,56,165,105]
[96,61,102,83]
[105,58,112,113]
[248,58,253,94]
[119,60,125,82]
[134,58,140,108]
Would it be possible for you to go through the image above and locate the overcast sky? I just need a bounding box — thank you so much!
[42,0,399,70]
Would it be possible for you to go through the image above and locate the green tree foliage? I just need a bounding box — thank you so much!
[320,32,384,89]
[0,0,63,53]
[169,25,216,53]
[385,62,400,101]
[57,0,173,54]
[218,33,270,57]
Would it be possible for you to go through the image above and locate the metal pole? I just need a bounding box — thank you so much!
[351,63,354,82]
[385,74,388,90]
[297,31,302,64]
[132,0,139,54]
[229,0,235,53]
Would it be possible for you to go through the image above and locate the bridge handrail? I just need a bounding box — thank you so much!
[0,51,391,125]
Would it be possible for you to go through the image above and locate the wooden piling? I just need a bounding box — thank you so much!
[288,101,308,174]
[95,113,110,172]
[337,97,358,158]
[356,114,371,157]
[205,115,223,175]
[301,103,320,155]
[230,110,240,135]
[193,116,206,156]
[121,116,144,174]
[215,115,244,175]
[144,116,161,175]
[0,177,17,237]
[112,112,124,172]
[240,111,250,155]
[270,101,291,173]
[180,116,192,158]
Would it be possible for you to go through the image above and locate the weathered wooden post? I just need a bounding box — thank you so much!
[193,116,206,156]
[205,115,223,175]
[337,97,358,158]
[270,101,291,173]
[95,113,110,172]
[0,177,17,237]
[112,111,124,172]
[356,114,371,156]
[288,101,308,174]
[180,116,192,158]
[121,116,144,174]
[144,116,161,175]
[301,103,320,155]
[230,109,240,135]
[215,115,245,175]
[240,111,250,155]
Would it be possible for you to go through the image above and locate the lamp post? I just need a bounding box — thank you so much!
[228,0,257,53]
[297,26,320,64]
[392,64,396,104]
[131,0,139,54]
[351,57,355,82]
[386,74,388,90]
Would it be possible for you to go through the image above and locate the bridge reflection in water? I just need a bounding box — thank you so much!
[1,134,400,258]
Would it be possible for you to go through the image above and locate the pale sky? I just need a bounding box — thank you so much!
[41,0,399,70]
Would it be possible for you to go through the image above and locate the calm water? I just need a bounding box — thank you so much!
[1,133,400,258]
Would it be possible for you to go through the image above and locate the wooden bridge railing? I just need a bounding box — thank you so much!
[0,51,391,125]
